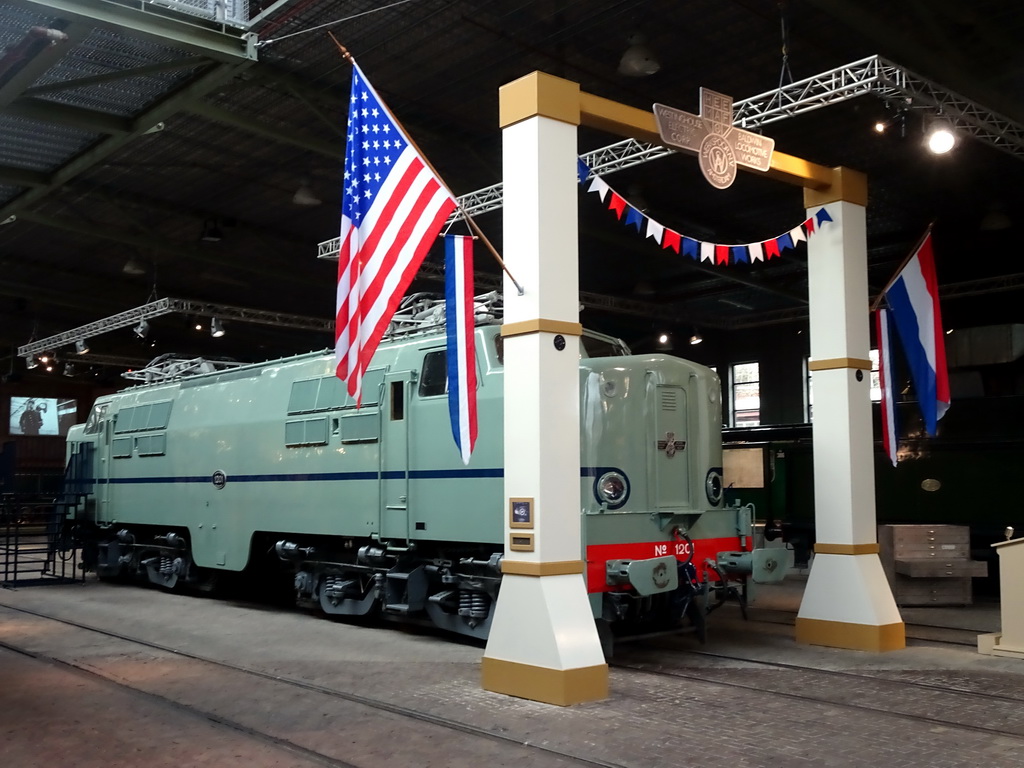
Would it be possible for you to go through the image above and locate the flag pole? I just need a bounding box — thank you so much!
[869,221,936,311]
[328,33,525,296]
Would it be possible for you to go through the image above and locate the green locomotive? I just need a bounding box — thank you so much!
[65,294,780,640]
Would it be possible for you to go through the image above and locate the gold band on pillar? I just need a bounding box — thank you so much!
[808,357,872,372]
[795,618,905,652]
[501,319,583,338]
[481,658,609,706]
[501,560,585,576]
[803,166,868,207]
[499,71,581,128]
[814,542,880,555]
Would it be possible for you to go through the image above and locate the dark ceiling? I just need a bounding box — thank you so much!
[2,0,1024,380]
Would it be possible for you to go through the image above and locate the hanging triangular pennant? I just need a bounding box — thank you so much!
[624,206,644,231]
[588,175,610,201]
[577,166,835,267]
[662,229,681,253]
[608,191,626,219]
[577,159,591,185]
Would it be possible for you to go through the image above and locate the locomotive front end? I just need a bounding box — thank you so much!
[579,353,771,634]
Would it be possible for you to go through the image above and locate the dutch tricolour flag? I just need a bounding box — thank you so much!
[882,233,950,442]
[445,235,477,464]
[875,307,899,466]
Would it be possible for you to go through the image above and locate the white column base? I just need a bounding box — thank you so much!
[796,553,905,651]
[482,574,607,705]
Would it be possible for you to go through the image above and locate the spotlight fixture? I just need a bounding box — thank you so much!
[618,33,660,77]
[689,331,703,345]
[134,319,150,339]
[292,179,322,207]
[75,338,90,354]
[122,257,146,276]
[926,118,956,154]
[210,317,225,338]
[200,218,224,243]
[63,362,76,377]
[25,355,37,369]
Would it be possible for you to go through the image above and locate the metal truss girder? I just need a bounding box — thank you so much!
[18,296,330,357]
[0,21,89,109]
[13,0,257,62]
[734,55,1024,157]
[6,96,133,134]
[23,56,205,96]
[319,55,1024,262]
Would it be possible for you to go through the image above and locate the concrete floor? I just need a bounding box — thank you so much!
[1,575,1022,768]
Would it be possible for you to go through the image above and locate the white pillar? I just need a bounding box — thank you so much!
[480,72,608,705]
[796,171,905,652]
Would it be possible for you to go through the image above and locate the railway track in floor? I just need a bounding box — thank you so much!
[611,639,1024,741]
[0,602,621,768]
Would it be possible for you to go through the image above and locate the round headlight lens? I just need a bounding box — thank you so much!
[595,470,629,509]
[705,468,723,506]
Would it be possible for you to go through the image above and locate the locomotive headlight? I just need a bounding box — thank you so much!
[595,470,629,509]
[705,468,723,506]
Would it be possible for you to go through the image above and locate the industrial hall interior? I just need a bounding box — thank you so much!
[2,1,1024,767]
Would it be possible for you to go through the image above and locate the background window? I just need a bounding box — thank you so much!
[730,362,760,427]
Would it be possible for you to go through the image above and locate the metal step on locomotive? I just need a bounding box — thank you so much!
[63,292,785,643]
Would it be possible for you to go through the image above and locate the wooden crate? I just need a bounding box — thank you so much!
[878,525,986,606]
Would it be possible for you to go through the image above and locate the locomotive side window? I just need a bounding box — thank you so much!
[285,417,329,447]
[390,382,404,420]
[113,401,173,433]
[289,370,386,414]
[111,437,133,458]
[418,350,447,397]
[136,434,167,456]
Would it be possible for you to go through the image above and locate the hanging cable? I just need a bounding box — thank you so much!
[256,0,424,48]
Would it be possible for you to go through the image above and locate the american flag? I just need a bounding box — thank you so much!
[335,61,457,401]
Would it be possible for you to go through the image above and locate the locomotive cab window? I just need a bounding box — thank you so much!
[419,350,447,397]
[84,403,109,435]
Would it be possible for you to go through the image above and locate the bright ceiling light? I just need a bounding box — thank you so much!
[689,332,703,345]
[926,120,956,154]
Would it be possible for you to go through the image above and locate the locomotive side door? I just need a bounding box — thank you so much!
[87,403,113,523]
[380,370,414,542]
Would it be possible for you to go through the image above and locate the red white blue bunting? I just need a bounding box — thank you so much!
[577,160,833,265]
